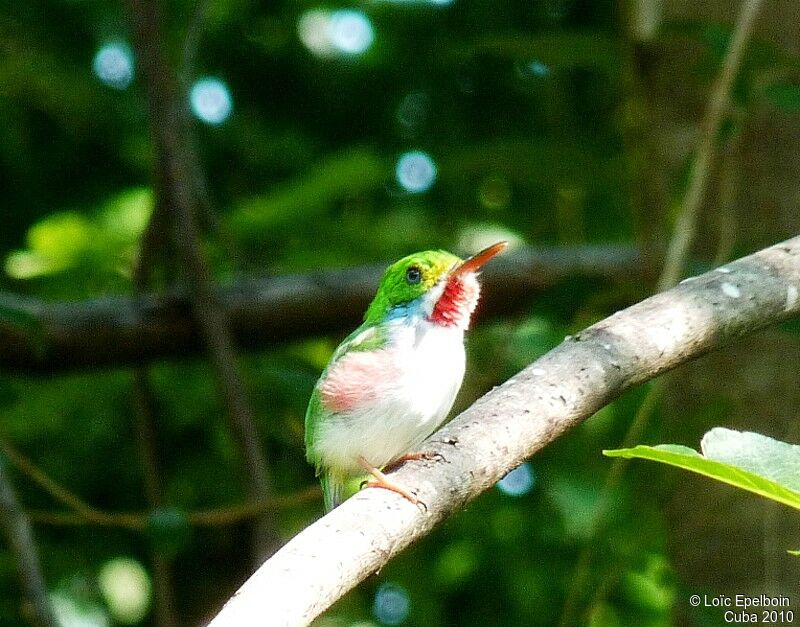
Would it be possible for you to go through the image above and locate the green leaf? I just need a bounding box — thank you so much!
[5,212,94,279]
[700,428,800,492]
[4,188,152,281]
[788,550,800,557]
[99,187,152,240]
[604,429,800,512]
[27,212,93,268]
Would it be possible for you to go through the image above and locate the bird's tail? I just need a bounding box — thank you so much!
[320,471,344,512]
[320,471,367,511]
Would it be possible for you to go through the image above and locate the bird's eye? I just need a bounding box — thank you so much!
[406,266,422,285]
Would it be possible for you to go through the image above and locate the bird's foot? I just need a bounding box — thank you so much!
[358,456,418,505]
[383,451,442,473]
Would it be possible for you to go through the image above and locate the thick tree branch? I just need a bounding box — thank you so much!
[0,244,640,373]
[208,235,800,626]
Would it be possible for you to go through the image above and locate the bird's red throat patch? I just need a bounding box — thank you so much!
[430,274,480,329]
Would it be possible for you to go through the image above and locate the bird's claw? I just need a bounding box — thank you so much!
[358,455,418,505]
[383,450,443,473]
[365,478,419,505]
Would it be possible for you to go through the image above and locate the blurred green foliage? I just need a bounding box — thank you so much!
[2,0,800,625]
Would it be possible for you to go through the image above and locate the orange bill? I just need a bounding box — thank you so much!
[450,241,508,277]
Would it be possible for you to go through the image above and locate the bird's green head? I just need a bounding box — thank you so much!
[364,242,507,329]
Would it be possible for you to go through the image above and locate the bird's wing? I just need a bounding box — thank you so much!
[330,322,387,360]
[304,323,390,465]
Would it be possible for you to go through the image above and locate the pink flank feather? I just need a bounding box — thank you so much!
[319,349,399,414]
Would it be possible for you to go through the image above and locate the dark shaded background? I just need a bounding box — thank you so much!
[1,0,800,625]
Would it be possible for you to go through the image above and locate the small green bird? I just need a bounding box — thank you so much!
[305,241,507,510]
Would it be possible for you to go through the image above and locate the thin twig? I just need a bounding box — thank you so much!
[658,0,764,290]
[560,1,764,619]
[25,486,321,528]
[0,462,58,627]
[132,154,181,627]
[2,431,315,532]
[179,0,244,269]
[124,0,279,558]
[181,0,210,83]
[561,1,763,615]
[132,368,179,627]
[132,186,173,290]
[132,370,165,508]
[618,16,671,283]
[558,385,662,627]
[713,123,744,266]
[0,436,144,530]
[186,485,320,525]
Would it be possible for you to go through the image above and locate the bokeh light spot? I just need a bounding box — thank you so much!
[496,462,536,497]
[330,10,374,55]
[297,9,336,57]
[373,582,410,625]
[516,60,552,81]
[98,557,152,624]
[189,78,233,125]
[527,60,551,77]
[395,150,437,193]
[92,43,134,90]
[298,9,374,58]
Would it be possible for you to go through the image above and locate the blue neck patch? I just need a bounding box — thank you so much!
[385,297,425,323]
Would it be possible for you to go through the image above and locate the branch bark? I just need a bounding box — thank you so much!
[0,244,640,373]
[208,234,800,626]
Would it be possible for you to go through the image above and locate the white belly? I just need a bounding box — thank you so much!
[317,322,466,473]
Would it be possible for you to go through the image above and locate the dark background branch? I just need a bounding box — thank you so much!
[0,244,641,374]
